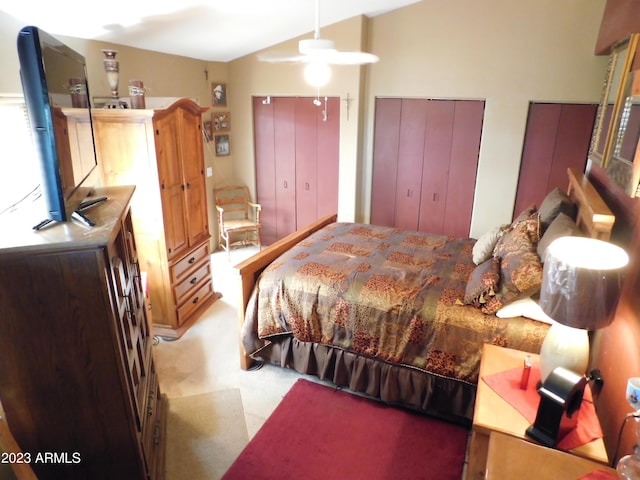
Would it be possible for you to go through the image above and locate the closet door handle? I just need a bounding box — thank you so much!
[305,182,310,191]
[406,189,411,198]
[283,180,288,189]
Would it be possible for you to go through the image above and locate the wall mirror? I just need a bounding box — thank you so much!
[607,71,640,196]
[589,34,639,169]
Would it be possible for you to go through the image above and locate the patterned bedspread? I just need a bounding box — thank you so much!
[242,222,547,383]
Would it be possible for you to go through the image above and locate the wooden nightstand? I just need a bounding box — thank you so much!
[485,431,617,479]
[466,344,609,480]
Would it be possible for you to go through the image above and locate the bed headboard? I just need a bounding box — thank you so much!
[567,168,615,241]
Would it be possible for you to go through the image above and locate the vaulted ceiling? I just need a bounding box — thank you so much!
[0,0,421,61]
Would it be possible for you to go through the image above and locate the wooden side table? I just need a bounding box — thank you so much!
[485,431,617,479]
[466,344,609,480]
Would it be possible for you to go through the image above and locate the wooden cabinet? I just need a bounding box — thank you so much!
[513,103,597,218]
[371,98,484,237]
[253,96,339,244]
[0,186,165,480]
[94,98,219,338]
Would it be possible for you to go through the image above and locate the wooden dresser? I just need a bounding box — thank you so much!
[0,186,165,479]
[93,98,219,338]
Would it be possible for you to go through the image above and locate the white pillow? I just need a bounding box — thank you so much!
[495,297,555,325]
[472,226,504,265]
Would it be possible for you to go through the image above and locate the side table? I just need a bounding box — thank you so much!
[485,431,617,479]
[466,344,609,480]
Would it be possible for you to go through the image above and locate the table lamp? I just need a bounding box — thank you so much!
[538,236,629,383]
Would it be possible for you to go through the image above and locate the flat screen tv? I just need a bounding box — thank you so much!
[17,26,103,229]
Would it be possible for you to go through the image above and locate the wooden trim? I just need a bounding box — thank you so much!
[234,213,337,370]
[567,168,616,240]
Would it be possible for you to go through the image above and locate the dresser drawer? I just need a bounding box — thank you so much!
[170,243,210,284]
[177,280,214,326]
[173,261,211,304]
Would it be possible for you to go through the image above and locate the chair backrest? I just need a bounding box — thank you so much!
[214,185,251,221]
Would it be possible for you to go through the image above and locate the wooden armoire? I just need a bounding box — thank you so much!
[253,96,339,244]
[93,98,219,338]
[371,98,484,237]
[0,186,165,480]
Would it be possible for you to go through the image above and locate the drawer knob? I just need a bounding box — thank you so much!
[188,257,196,264]
[193,296,199,304]
[190,277,198,284]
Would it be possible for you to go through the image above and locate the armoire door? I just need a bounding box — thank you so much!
[513,103,597,218]
[254,96,339,245]
[371,97,484,237]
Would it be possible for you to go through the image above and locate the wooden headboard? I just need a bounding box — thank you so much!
[567,168,615,241]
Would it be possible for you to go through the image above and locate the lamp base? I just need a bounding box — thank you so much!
[539,323,589,383]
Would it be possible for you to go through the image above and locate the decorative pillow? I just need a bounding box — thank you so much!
[536,212,582,262]
[463,257,501,307]
[538,188,577,231]
[472,225,507,265]
[483,217,543,315]
[496,297,554,324]
[494,209,541,258]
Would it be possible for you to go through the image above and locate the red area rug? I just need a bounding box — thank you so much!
[223,378,468,480]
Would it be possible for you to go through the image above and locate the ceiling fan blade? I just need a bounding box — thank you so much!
[256,51,307,63]
[320,51,380,65]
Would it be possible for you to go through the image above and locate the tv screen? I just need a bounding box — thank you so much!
[17,26,98,228]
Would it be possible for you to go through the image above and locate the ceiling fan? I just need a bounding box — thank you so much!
[257,0,380,71]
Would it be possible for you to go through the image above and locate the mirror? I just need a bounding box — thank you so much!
[589,34,639,169]
[607,71,640,196]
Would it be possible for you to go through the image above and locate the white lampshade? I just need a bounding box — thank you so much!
[539,236,629,382]
[304,61,331,87]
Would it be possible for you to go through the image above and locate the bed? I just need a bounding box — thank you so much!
[234,168,615,425]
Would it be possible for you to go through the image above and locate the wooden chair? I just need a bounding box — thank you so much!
[214,185,262,260]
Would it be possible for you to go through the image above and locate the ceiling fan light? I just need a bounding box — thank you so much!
[304,61,331,87]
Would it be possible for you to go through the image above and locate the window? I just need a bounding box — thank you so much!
[0,96,40,214]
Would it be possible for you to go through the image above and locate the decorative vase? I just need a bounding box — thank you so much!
[102,49,119,98]
[617,417,640,479]
[128,80,147,109]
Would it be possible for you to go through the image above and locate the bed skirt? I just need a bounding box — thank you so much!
[253,335,476,426]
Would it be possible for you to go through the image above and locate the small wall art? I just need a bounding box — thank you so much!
[212,82,227,106]
[213,112,231,132]
[215,134,230,156]
[203,119,213,142]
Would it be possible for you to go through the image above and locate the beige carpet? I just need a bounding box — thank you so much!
[165,389,249,480]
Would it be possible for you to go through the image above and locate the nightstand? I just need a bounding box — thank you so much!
[485,431,617,479]
[466,344,609,480]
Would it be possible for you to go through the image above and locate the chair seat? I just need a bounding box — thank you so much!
[223,219,260,232]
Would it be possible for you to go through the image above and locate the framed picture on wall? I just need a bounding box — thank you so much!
[215,134,230,156]
[213,112,231,132]
[212,82,227,106]
[203,119,213,142]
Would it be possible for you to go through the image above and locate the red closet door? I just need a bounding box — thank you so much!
[274,98,297,240]
[418,100,455,234]
[371,98,401,227]
[371,97,483,236]
[254,96,339,243]
[394,99,428,231]
[295,97,319,229]
[442,100,484,237]
[317,97,340,219]
[514,103,597,218]
[253,96,277,244]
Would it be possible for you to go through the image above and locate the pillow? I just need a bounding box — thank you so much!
[472,225,507,265]
[483,217,543,315]
[536,212,582,262]
[538,188,577,231]
[463,257,500,307]
[496,297,555,324]
[494,209,541,258]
